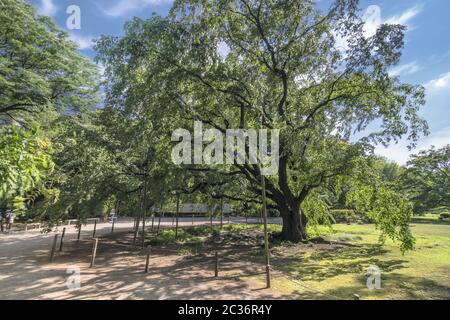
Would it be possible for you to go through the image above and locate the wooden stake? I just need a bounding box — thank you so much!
[144,245,151,273]
[157,213,162,234]
[92,220,97,238]
[151,215,155,231]
[220,199,223,229]
[261,172,271,289]
[50,234,59,262]
[141,215,146,249]
[141,177,148,248]
[260,114,271,289]
[113,201,120,234]
[133,216,140,245]
[90,238,98,268]
[59,227,66,252]
[214,251,219,277]
[192,214,194,225]
[175,194,180,239]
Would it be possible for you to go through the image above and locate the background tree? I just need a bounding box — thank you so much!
[0,0,99,119]
[0,0,99,218]
[0,125,55,214]
[401,145,449,214]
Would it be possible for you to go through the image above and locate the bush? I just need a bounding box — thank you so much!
[439,213,450,220]
[330,209,370,224]
[330,209,357,223]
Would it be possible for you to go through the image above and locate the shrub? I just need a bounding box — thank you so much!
[439,213,450,220]
[330,209,357,223]
[330,209,371,224]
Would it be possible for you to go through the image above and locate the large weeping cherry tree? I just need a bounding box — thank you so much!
[95,0,427,246]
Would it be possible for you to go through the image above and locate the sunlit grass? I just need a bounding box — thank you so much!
[267,222,450,300]
[147,220,450,299]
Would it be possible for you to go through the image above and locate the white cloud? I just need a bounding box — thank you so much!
[429,50,450,63]
[362,5,382,37]
[336,4,422,52]
[69,34,94,50]
[103,0,173,17]
[425,72,450,91]
[96,63,107,81]
[363,4,422,38]
[388,61,422,77]
[385,5,422,26]
[38,0,57,16]
[375,127,450,165]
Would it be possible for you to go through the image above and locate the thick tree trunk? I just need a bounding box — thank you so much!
[278,202,308,242]
[275,154,309,242]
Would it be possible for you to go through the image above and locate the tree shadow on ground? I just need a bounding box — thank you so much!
[0,229,297,300]
[318,273,450,300]
[411,217,450,226]
[2,225,448,300]
[256,243,407,283]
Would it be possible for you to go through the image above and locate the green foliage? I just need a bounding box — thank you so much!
[0,0,99,220]
[0,0,429,254]
[346,184,415,252]
[0,126,54,215]
[0,0,99,117]
[302,190,333,227]
[329,209,358,223]
[401,145,450,214]
[95,0,427,244]
[150,226,210,245]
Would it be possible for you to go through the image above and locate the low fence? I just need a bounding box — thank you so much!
[67,218,100,226]
[46,225,351,300]
[0,222,41,233]
[1,216,282,237]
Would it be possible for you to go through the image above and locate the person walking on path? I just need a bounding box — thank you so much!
[5,210,15,233]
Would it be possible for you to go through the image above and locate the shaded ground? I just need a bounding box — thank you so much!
[0,218,294,300]
[1,216,449,300]
[253,217,450,300]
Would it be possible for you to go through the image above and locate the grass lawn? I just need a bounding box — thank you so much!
[253,216,450,300]
[146,218,450,299]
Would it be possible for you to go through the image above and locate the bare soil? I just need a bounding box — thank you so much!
[0,219,297,300]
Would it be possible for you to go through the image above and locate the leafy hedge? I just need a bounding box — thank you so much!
[329,209,371,224]
[439,213,450,220]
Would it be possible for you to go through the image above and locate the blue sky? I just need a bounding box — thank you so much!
[27,0,450,164]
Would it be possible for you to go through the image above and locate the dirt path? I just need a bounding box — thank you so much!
[0,218,294,300]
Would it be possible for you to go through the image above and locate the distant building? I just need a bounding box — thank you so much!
[180,203,231,214]
[151,203,231,215]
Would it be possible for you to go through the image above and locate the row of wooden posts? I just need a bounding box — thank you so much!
[49,212,263,263]
[49,230,361,299]
[50,212,239,262]
[49,196,271,288]
[50,219,99,263]
[48,204,235,277]
[49,228,106,269]
[50,230,221,277]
